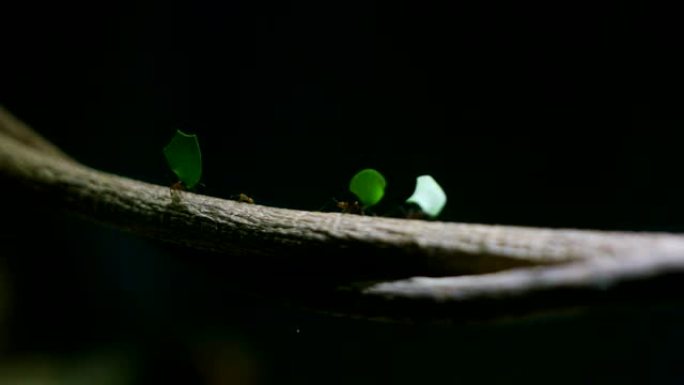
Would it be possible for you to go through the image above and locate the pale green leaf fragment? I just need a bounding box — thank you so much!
[163,130,202,189]
[349,168,387,207]
[406,175,446,218]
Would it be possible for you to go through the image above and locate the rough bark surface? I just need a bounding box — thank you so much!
[2,107,684,321]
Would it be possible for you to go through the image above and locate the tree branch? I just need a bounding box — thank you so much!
[2,107,684,322]
[0,106,74,162]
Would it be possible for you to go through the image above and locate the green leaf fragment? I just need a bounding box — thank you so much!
[349,168,386,207]
[406,175,446,218]
[163,130,202,189]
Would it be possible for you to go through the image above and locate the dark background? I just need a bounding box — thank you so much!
[2,1,684,384]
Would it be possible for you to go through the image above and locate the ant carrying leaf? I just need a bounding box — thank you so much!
[332,168,386,215]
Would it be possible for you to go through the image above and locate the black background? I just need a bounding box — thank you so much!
[2,1,684,384]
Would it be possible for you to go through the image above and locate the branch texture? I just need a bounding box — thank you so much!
[2,107,684,321]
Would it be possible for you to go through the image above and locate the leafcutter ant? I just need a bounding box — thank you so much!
[238,193,255,204]
[168,180,186,204]
[336,199,364,215]
[170,181,185,192]
[229,193,255,204]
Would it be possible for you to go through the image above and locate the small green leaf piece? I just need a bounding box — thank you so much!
[349,168,387,207]
[163,130,202,189]
[406,175,446,218]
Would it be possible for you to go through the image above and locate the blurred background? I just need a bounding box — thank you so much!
[2,1,684,384]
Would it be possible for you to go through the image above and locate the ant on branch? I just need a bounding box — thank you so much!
[168,180,187,204]
[169,181,205,199]
[335,199,364,215]
[228,193,255,204]
[237,193,255,204]
[170,181,185,192]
